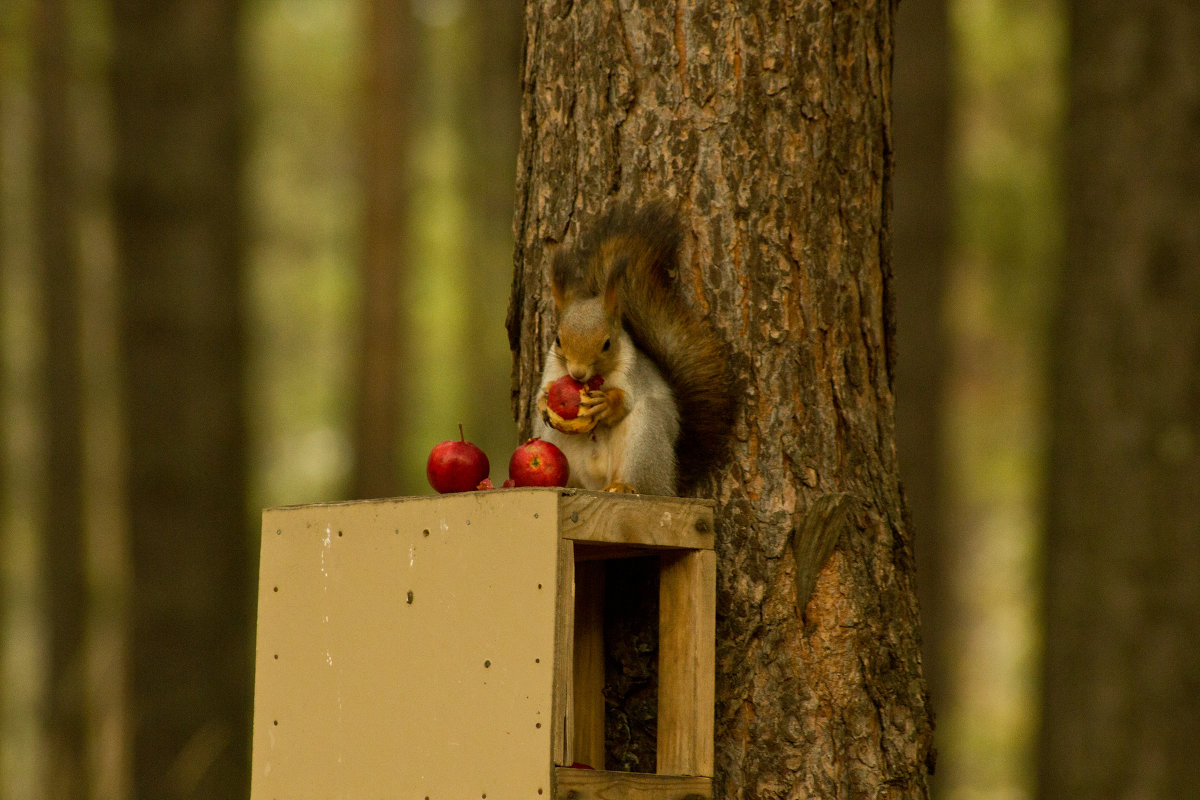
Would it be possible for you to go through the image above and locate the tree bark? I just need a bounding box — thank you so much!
[112,1,252,797]
[508,2,933,797]
[1038,3,1200,797]
[352,0,414,500]
[34,0,89,797]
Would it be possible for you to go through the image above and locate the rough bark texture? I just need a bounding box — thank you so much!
[112,1,252,797]
[352,0,413,500]
[34,1,89,797]
[1038,3,1200,797]
[508,2,933,797]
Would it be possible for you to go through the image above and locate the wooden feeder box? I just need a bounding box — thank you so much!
[250,488,715,800]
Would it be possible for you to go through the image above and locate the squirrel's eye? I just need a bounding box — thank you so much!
[602,338,611,352]
[554,335,561,349]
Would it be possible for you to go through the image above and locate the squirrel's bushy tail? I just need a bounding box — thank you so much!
[578,202,734,488]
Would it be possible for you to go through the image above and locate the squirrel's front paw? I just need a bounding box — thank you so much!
[543,381,599,435]
[602,481,636,494]
[579,387,628,426]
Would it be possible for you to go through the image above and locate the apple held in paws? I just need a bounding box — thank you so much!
[509,437,569,487]
[426,424,490,493]
[545,375,604,434]
[548,374,604,420]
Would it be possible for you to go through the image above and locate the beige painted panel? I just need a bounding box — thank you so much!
[251,490,561,799]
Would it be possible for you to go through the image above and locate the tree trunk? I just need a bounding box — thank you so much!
[352,0,414,500]
[508,3,933,797]
[1038,3,1200,797]
[112,1,252,797]
[34,0,89,797]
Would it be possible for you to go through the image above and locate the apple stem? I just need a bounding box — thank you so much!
[458,422,465,442]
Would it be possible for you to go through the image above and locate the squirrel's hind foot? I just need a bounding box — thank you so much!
[602,481,636,494]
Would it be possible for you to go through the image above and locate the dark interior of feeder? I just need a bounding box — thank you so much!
[602,555,660,772]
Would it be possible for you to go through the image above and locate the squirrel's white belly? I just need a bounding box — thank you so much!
[547,427,617,491]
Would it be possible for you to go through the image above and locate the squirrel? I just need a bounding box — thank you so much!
[534,203,733,496]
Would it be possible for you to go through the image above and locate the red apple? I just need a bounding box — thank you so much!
[426,424,490,493]
[547,374,604,420]
[509,437,569,487]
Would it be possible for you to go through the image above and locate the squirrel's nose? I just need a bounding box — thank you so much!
[568,365,591,382]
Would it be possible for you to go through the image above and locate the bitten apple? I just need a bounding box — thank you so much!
[426,424,490,493]
[508,437,569,487]
[546,374,604,420]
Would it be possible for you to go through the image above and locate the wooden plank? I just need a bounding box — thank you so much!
[572,559,607,769]
[553,538,576,766]
[656,549,716,777]
[554,768,712,800]
[559,491,715,551]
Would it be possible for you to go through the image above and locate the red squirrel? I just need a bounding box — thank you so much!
[535,203,732,495]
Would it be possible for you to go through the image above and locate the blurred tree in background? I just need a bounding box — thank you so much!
[896,0,1064,796]
[353,0,414,500]
[1039,1,1200,796]
[891,0,953,794]
[0,0,1197,798]
[33,0,88,797]
[112,1,252,796]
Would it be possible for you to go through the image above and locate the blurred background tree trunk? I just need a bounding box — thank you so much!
[111,1,252,797]
[33,0,88,797]
[1038,2,1200,797]
[508,2,933,796]
[352,0,413,500]
[460,0,522,461]
[891,2,952,792]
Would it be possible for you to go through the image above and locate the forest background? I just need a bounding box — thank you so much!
[0,0,1195,799]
